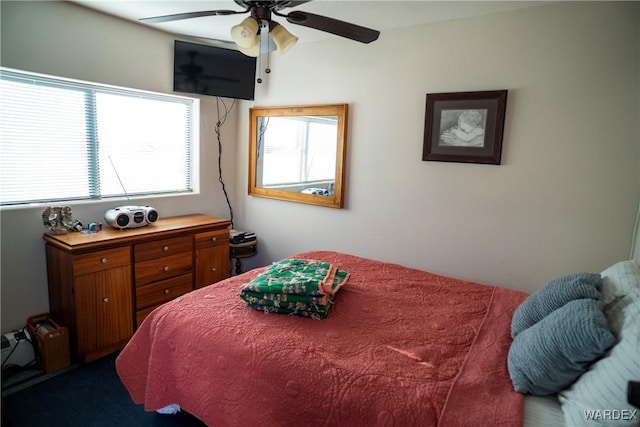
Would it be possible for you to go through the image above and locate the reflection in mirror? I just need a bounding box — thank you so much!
[249,104,347,208]
[256,115,338,191]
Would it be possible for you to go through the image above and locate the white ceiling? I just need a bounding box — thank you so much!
[71,1,546,45]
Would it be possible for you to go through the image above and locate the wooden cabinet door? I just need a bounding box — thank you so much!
[74,266,133,358]
[195,230,229,289]
[195,245,229,289]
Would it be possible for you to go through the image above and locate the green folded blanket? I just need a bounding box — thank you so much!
[240,259,349,319]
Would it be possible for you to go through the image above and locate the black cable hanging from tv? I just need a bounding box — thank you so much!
[215,97,237,228]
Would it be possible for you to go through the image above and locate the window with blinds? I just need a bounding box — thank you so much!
[0,67,196,206]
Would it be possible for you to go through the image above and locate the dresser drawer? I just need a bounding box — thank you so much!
[73,247,130,276]
[195,229,229,249]
[135,273,193,311]
[134,236,192,262]
[135,252,193,286]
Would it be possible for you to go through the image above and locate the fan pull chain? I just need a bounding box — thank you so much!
[257,55,271,84]
[257,20,271,84]
[265,51,271,76]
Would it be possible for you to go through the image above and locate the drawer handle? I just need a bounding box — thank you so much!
[211,237,217,242]
[164,289,170,295]
[163,246,169,252]
[103,297,110,303]
[211,267,217,272]
[163,266,170,272]
[101,258,108,264]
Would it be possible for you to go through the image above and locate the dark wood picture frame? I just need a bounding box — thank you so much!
[422,90,508,165]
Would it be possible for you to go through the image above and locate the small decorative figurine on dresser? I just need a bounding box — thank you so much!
[41,206,82,234]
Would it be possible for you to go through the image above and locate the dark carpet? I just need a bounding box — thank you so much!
[2,352,206,427]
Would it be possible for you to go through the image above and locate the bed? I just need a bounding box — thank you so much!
[116,207,640,427]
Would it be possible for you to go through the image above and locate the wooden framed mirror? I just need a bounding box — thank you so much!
[248,104,348,208]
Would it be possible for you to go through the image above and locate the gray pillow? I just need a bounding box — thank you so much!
[507,298,615,396]
[511,273,602,338]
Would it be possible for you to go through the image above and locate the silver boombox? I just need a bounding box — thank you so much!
[104,205,159,230]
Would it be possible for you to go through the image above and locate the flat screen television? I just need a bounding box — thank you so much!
[173,40,256,100]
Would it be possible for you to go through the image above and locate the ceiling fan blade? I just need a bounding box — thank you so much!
[285,11,379,44]
[274,1,312,11]
[140,10,246,24]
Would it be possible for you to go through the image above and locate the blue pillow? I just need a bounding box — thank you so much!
[511,273,601,338]
[507,298,615,396]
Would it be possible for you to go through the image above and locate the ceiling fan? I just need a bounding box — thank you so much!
[140,0,380,56]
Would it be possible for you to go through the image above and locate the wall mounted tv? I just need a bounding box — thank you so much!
[173,40,257,100]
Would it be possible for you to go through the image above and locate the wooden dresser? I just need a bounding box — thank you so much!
[44,214,230,362]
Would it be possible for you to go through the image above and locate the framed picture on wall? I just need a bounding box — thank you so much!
[422,90,508,165]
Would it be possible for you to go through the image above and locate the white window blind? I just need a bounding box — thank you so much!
[0,68,195,206]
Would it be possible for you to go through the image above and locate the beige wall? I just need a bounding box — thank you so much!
[1,1,639,332]
[235,2,640,286]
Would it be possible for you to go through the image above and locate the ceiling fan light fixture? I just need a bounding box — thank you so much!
[270,23,298,53]
[237,42,260,57]
[231,17,259,49]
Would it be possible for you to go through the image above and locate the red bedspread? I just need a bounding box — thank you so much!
[116,251,527,426]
